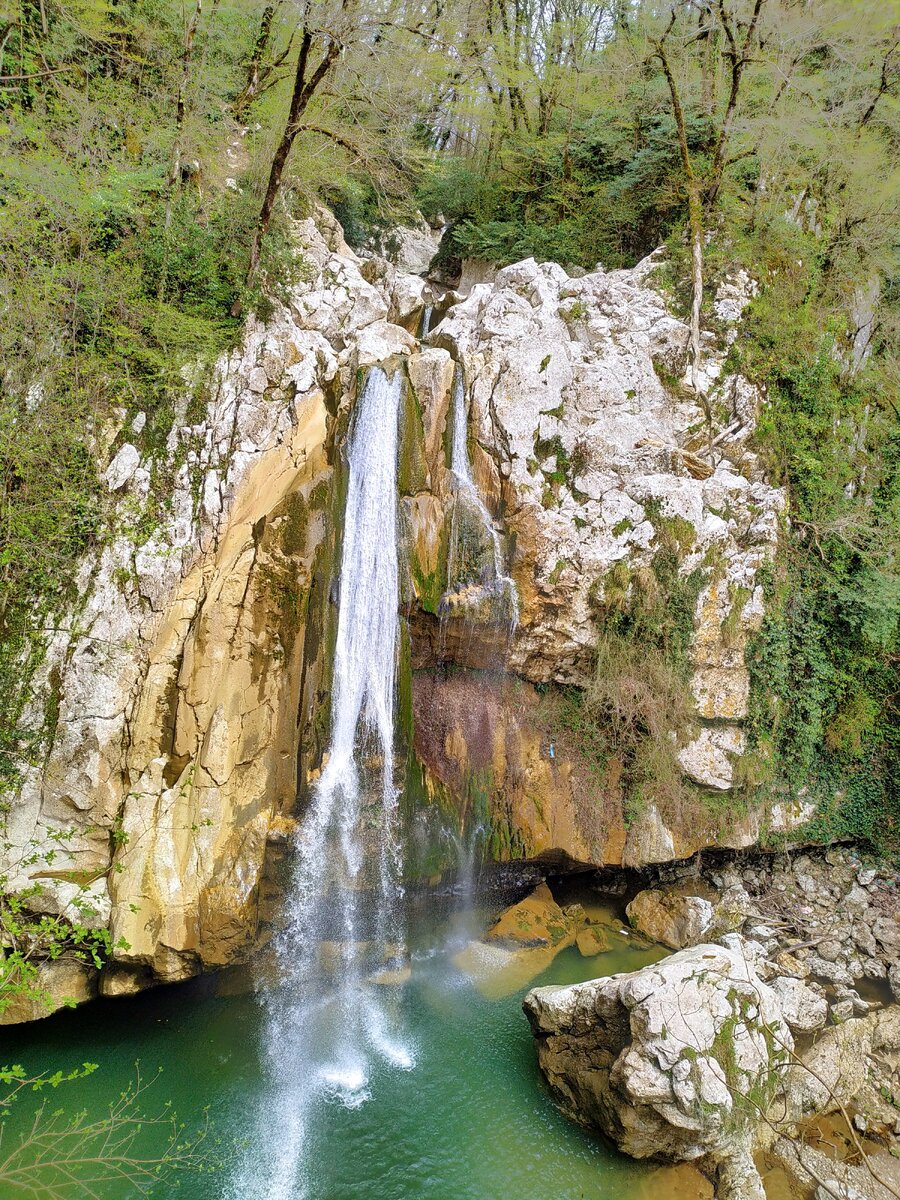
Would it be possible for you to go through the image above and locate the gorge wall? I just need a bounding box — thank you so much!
[3,214,809,1015]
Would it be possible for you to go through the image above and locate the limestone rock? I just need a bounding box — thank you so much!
[814,1184,868,1200]
[3,214,412,1012]
[626,888,715,950]
[99,965,153,998]
[768,976,827,1032]
[355,318,415,366]
[364,217,441,275]
[523,937,792,1200]
[483,883,574,949]
[622,805,676,867]
[575,925,610,956]
[432,254,785,704]
[105,442,141,491]
[454,882,579,999]
[677,726,745,790]
[0,960,96,1024]
[783,1012,881,1119]
[769,798,817,833]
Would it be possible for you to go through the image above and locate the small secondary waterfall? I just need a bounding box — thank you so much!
[444,366,518,624]
[231,365,412,1200]
[442,824,485,948]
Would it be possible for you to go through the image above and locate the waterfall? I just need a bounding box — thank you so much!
[444,366,518,623]
[442,824,485,949]
[230,365,412,1200]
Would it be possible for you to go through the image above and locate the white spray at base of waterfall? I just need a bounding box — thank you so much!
[227,365,413,1200]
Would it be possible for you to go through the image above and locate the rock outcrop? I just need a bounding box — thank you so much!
[625,881,752,950]
[454,882,620,1000]
[2,210,803,1016]
[431,257,783,706]
[3,215,435,1008]
[524,936,791,1200]
[406,252,791,860]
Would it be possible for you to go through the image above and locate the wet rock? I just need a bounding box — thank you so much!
[455,883,580,999]
[621,805,675,867]
[575,925,610,956]
[483,883,575,950]
[436,250,785,787]
[0,960,97,1024]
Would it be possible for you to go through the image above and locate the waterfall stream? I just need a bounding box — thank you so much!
[444,367,518,623]
[231,365,412,1200]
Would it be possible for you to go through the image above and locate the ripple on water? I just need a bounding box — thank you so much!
[0,893,713,1200]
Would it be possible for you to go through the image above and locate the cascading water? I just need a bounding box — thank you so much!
[443,366,518,625]
[441,823,485,948]
[230,365,413,1200]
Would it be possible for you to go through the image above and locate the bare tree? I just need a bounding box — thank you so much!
[652,11,705,390]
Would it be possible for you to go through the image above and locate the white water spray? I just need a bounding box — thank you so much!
[229,365,413,1200]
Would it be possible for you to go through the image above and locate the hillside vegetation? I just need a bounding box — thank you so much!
[1,0,897,850]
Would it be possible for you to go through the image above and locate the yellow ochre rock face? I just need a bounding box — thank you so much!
[109,391,331,980]
[483,883,574,949]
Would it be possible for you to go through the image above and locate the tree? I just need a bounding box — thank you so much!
[651,1,767,388]
[233,1,296,117]
[245,7,344,285]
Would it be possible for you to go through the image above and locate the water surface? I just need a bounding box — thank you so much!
[0,891,711,1200]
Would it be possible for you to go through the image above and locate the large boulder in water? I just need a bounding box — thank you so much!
[523,936,793,1200]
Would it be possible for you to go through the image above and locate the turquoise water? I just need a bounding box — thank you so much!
[0,891,699,1200]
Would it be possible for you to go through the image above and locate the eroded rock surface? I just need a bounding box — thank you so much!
[3,212,816,1016]
[4,216,427,1009]
[524,936,791,1199]
[431,255,784,708]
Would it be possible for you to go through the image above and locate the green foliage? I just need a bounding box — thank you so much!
[0,1064,210,1194]
[734,227,900,854]
[0,830,123,1020]
[422,109,716,271]
[559,523,710,828]
[0,0,306,797]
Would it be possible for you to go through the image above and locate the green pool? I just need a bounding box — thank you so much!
[0,889,707,1199]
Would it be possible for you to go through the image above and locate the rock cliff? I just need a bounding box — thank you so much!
[4,213,796,1014]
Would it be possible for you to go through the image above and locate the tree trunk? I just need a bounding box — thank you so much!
[159,0,203,299]
[706,0,765,207]
[233,2,279,118]
[700,25,719,118]
[244,32,340,289]
[654,37,704,391]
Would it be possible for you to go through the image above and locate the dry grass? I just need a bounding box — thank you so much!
[583,632,695,825]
